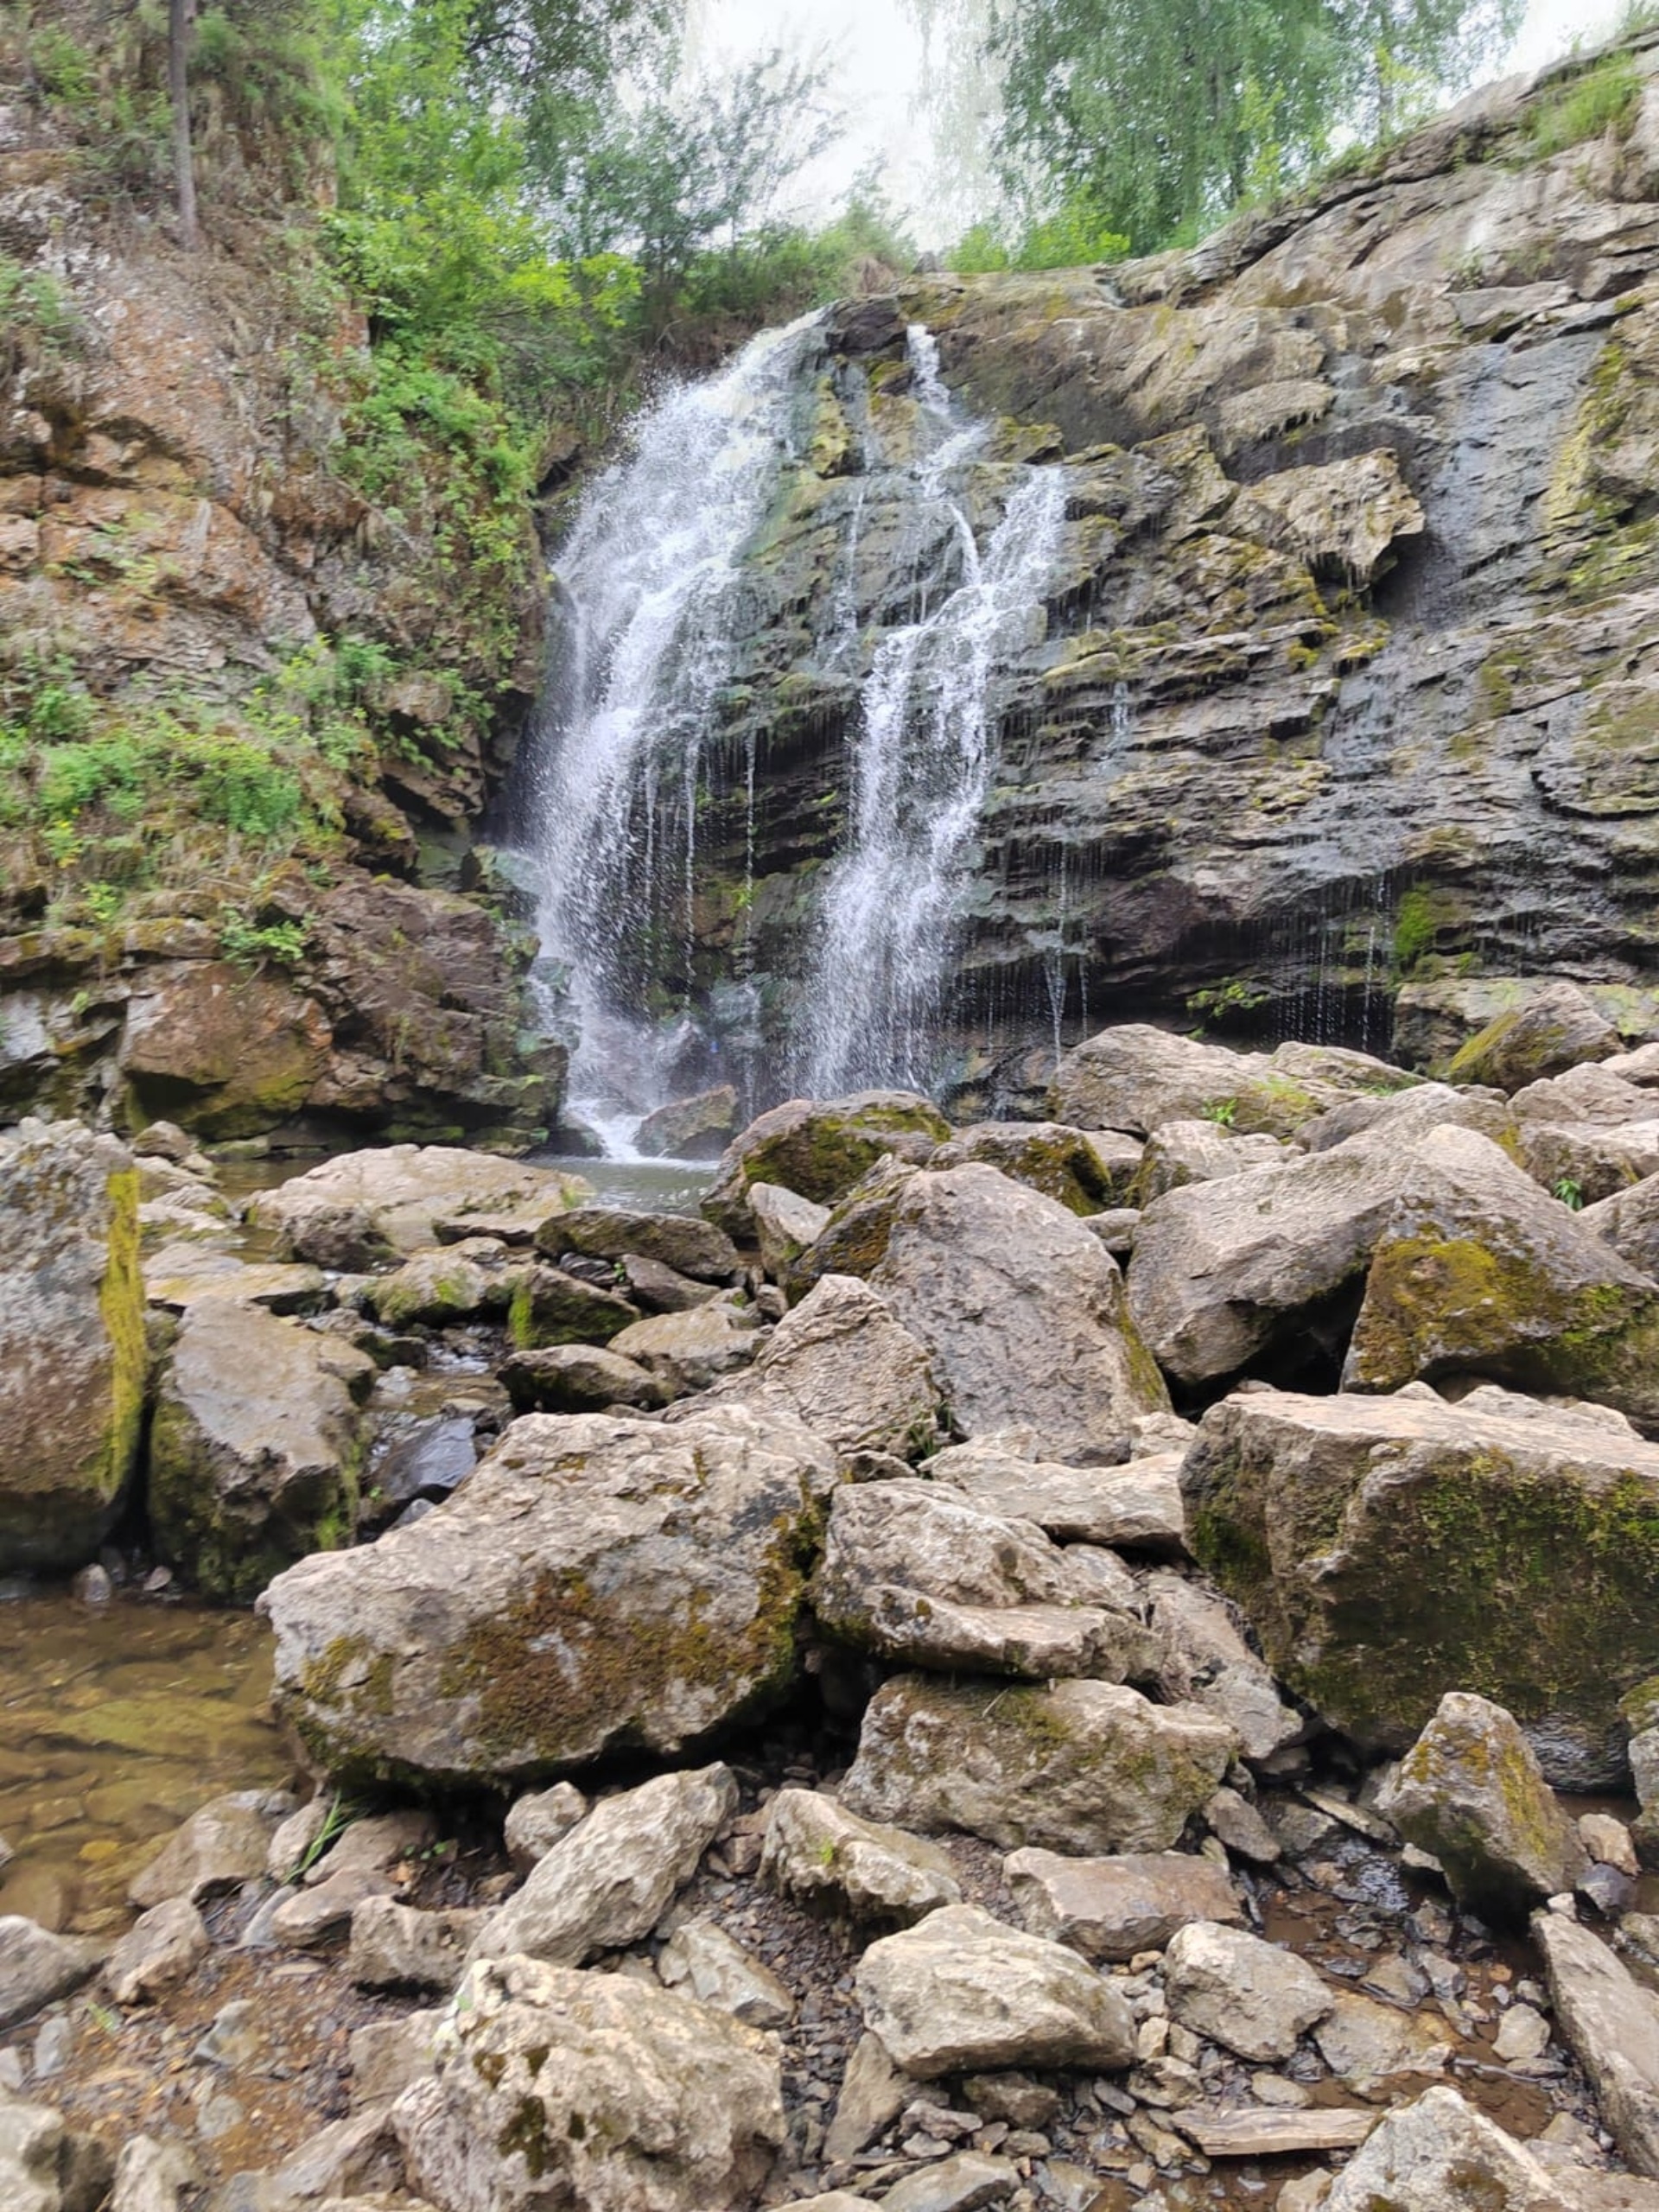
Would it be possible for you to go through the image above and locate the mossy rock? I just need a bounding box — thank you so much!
[703,1091,950,1240]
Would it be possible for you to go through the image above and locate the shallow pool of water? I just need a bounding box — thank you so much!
[0,1597,290,1936]
[535,1154,715,1216]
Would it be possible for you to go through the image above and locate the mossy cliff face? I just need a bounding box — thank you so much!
[261,1408,836,1789]
[1182,1384,1659,1787]
[652,33,1659,1076]
[0,1118,145,1571]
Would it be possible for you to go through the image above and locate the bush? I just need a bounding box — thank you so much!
[1529,56,1642,157]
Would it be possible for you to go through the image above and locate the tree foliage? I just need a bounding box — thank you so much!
[987,0,1525,254]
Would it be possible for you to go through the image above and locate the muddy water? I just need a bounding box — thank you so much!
[0,1595,292,1936]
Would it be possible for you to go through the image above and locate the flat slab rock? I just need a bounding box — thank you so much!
[923,1440,1185,1552]
[1175,2105,1376,2157]
[1004,1847,1243,1961]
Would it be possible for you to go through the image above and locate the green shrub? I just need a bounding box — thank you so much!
[1529,56,1642,157]
[181,735,303,839]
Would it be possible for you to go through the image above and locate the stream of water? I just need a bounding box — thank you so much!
[521,318,1065,1150]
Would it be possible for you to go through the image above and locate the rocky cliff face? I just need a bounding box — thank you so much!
[0,16,560,1148]
[665,31,1659,1103]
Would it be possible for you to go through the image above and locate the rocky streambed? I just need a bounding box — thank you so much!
[11,983,1659,2209]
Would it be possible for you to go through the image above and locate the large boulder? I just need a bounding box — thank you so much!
[1584,1173,1659,1280]
[1004,1848,1243,1961]
[1325,2085,1569,2211]
[1163,1921,1333,2061]
[1381,1693,1587,1923]
[469,1766,734,1967]
[543,1207,741,1284]
[394,1955,785,2212]
[760,1789,962,1926]
[855,1903,1135,2079]
[1182,1383,1659,1784]
[812,1478,1151,1678]
[702,1092,950,1239]
[872,1166,1169,1459]
[263,1407,833,1787]
[688,1275,940,1459]
[1534,1911,1659,2180]
[841,1675,1236,1853]
[633,1086,739,1161]
[0,1120,145,1573]
[1048,1024,1412,1139]
[0,1917,104,2031]
[1510,1063,1659,1205]
[1344,1125,1659,1426]
[149,1303,373,1602]
[927,1122,1141,1214]
[923,1440,1185,1552]
[1446,980,1622,1092]
[118,960,331,1139]
[1128,1136,1406,1389]
[251,1147,587,1268]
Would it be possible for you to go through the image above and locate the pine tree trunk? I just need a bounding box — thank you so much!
[168,0,198,248]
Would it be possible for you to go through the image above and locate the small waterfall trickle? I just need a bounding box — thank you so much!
[523,315,1065,1145]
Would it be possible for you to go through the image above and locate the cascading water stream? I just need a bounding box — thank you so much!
[524,316,1065,1146]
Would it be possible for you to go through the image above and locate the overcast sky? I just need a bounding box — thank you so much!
[689,0,1630,244]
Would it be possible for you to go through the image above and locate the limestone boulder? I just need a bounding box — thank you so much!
[394,1954,785,2212]
[1132,1120,1292,1205]
[854,1903,1136,2078]
[103,1897,207,2005]
[1228,448,1424,584]
[1004,1848,1243,1961]
[812,1477,1150,1679]
[264,1408,832,1786]
[1128,1136,1407,1389]
[928,1122,1142,1214]
[1585,1173,1659,1281]
[788,1155,925,1292]
[118,959,331,1140]
[0,2097,111,2212]
[1181,1382,1659,1785]
[347,1898,484,1993]
[364,1243,518,1330]
[1325,2085,1566,2212]
[1535,1911,1659,2180]
[657,1920,794,2028]
[634,1086,739,1160]
[1381,1693,1586,1923]
[749,1183,830,1281]
[130,1789,285,1908]
[499,1344,667,1414]
[1343,1124,1659,1426]
[1300,1078,1516,1155]
[468,1766,734,1968]
[506,1264,639,1349]
[1048,1025,1411,1140]
[609,1300,761,1394]
[0,1918,103,2031]
[760,1789,962,1925]
[702,1092,951,1239]
[0,1120,145,1573]
[1446,981,1622,1092]
[502,1782,588,1872]
[252,1147,586,1268]
[1164,1921,1333,2061]
[149,1302,372,1602]
[688,1274,940,1460]
[1144,1569,1305,1762]
[924,1440,1185,1553]
[873,1166,1169,1459]
[842,1675,1236,1853]
[543,1207,741,1284]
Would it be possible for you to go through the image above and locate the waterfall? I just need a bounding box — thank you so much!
[524,315,823,1146]
[524,315,1065,1142]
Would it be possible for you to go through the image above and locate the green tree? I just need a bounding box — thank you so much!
[988,0,1523,255]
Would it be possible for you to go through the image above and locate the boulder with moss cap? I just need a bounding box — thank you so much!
[702,1091,950,1240]
[261,1406,834,1788]
[1182,1383,1659,1787]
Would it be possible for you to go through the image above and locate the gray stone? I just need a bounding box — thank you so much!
[1381,1693,1587,1922]
[1004,1847,1243,1961]
[1145,1569,1304,1762]
[347,2008,443,2111]
[149,1301,372,1603]
[252,1147,584,1268]
[855,1903,1136,2078]
[873,1165,1170,1459]
[1584,1173,1659,1283]
[657,1918,794,2026]
[1049,1027,1398,1140]
[880,2156,1021,2212]
[842,1675,1236,1853]
[1535,1910,1659,2179]
[264,1407,832,1786]
[505,1264,639,1349]
[364,1243,516,1330]
[760,1789,962,1924]
[1325,2084,1566,2211]
[748,1182,831,1281]
[0,2097,111,2212]
[110,2136,201,2212]
[813,1476,1149,1679]
[1133,1119,1293,1204]
[499,1343,667,1413]
[1164,1921,1334,2061]
[0,1919,103,2032]
[130,1791,285,1909]
[348,1898,484,1993]
[1181,1383,1659,1787]
[824,2029,909,2160]
[633,1087,739,1161]
[469,1765,734,1968]
[394,1954,784,2212]
[702,1092,950,1239]
[502,1782,588,1872]
[271,1869,395,1949]
[1312,1990,1452,2088]
[607,1300,760,1393]
[1446,983,1623,1092]
[924,1440,1185,1552]
[104,1897,207,2005]
[690,1274,940,1460]
[545,1205,741,1283]
[0,1120,144,1574]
